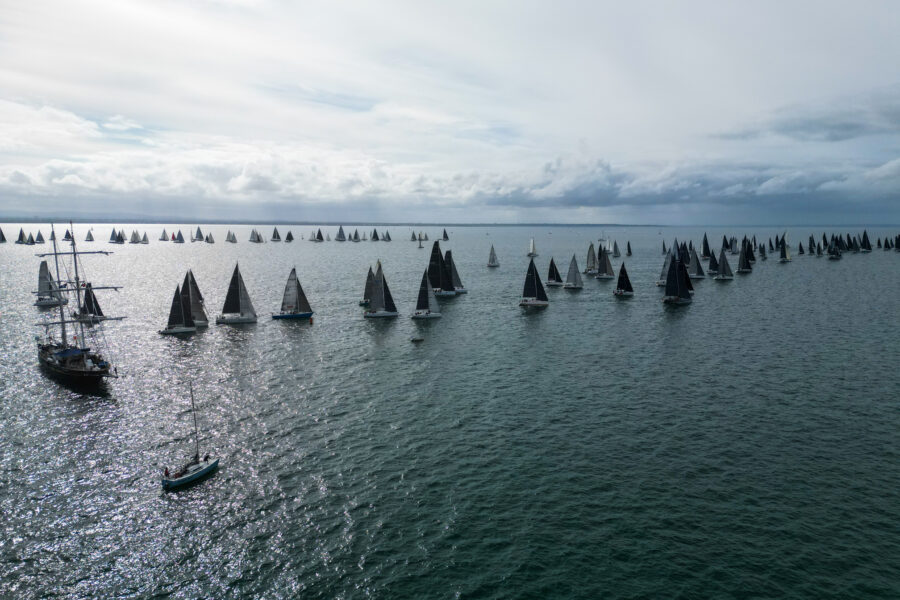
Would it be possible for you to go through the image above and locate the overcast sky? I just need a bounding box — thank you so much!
[1,0,899,224]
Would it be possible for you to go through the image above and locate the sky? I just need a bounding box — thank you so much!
[0,0,899,224]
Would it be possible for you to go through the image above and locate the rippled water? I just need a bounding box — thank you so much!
[1,223,899,599]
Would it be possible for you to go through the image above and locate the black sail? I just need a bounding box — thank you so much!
[382,273,397,313]
[701,233,710,258]
[166,285,185,329]
[363,266,375,302]
[222,265,243,314]
[616,263,633,292]
[428,242,444,289]
[415,270,430,310]
[523,258,538,298]
[82,283,103,316]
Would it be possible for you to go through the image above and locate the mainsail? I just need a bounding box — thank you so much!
[428,241,444,290]
[615,263,634,293]
[414,270,440,314]
[547,258,563,283]
[445,250,464,290]
[522,258,548,301]
[585,242,597,273]
[488,245,499,267]
[564,255,583,288]
[221,264,254,316]
[182,270,208,325]
[166,285,194,330]
[280,268,312,314]
[80,283,104,319]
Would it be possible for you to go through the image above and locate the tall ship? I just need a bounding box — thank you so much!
[35,224,122,385]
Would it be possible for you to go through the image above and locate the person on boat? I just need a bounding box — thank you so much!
[204,454,210,462]
[164,468,170,478]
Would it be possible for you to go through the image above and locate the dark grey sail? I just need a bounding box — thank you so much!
[717,248,733,277]
[626,241,632,256]
[442,229,449,241]
[616,263,633,293]
[707,249,719,274]
[415,270,431,311]
[701,233,710,259]
[371,229,379,241]
[547,258,563,283]
[688,247,705,278]
[221,265,244,314]
[167,285,194,329]
[363,266,375,304]
[316,229,324,242]
[428,241,444,290]
[285,231,294,242]
[664,256,691,301]
[445,250,464,289]
[522,258,547,301]
[81,283,104,318]
[0,227,5,243]
[381,268,397,313]
[182,270,208,324]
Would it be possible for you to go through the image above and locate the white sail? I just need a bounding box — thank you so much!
[564,255,583,288]
[85,230,94,242]
[159,229,168,241]
[527,238,537,256]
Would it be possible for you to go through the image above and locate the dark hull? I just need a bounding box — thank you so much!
[38,345,113,387]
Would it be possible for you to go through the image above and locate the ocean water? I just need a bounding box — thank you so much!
[1,223,899,599]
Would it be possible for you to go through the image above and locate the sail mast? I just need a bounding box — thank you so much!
[49,225,67,347]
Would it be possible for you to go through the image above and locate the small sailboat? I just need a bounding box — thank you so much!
[797,242,805,255]
[159,284,196,335]
[714,248,733,280]
[273,267,313,319]
[613,263,634,297]
[129,230,140,244]
[657,249,673,286]
[563,255,583,289]
[423,232,429,241]
[26,232,35,244]
[779,241,791,263]
[371,229,380,241]
[626,241,632,257]
[445,250,467,293]
[205,233,214,243]
[174,230,185,243]
[352,229,360,242]
[0,227,5,243]
[594,248,615,280]
[612,241,621,258]
[662,255,692,305]
[336,226,346,242]
[73,283,105,324]
[108,228,118,243]
[35,230,45,244]
[662,240,667,255]
[687,247,705,279]
[85,230,94,242]
[410,231,417,242]
[362,231,367,241]
[285,231,294,242]
[159,229,168,241]
[141,232,150,244]
[527,238,538,257]
[192,226,203,243]
[216,264,257,324]
[411,270,441,319]
[546,258,564,287]
[249,228,261,243]
[519,258,549,309]
[758,245,767,261]
[162,383,219,491]
[34,260,68,307]
[707,249,719,274]
[316,229,324,242]
[701,233,711,259]
[16,228,25,243]
[271,227,281,242]
[226,230,237,243]
[382,231,390,241]
[584,242,598,274]
[182,270,208,327]
[364,262,399,318]
[487,244,500,268]
[736,242,752,273]
[442,229,449,241]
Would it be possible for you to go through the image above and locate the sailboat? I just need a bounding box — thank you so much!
[563,255,583,289]
[427,241,451,296]
[26,232,35,245]
[487,244,500,268]
[36,224,121,385]
[182,270,208,327]
[736,242,752,273]
[707,249,719,274]
[861,230,872,252]
[352,229,360,242]
[159,229,168,241]
[519,258,549,309]
[779,241,791,263]
[687,247,705,279]
[657,249,673,286]
[445,250,467,293]
[159,284,196,335]
[316,229,324,242]
[34,260,68,307]
[174,230,185,243]
[85,229,94,242]
[714,248,733,280]
[584,242,598,274]
[336,226,347,242]
[282,230,293,243]
[0,227,5,243]
[108,228,120,242]
[527,238,538,257]
[363,262,399,318]
[383,231,391,241]
[701,233,711,259]
[35,230,45,244]
[249,228,261,243]
[758,245,767,261]
[205,233,214,243]
[612,241,621,258]
[271,227,281,242]
[326,232,332,241]
[225,230,237,243]
[216,264,257,324]
[613,263,634,297]
[662,240,667,255]
[546,258,564,287]
[72,283,105,324]
[192,226,203,242]
[140,232,149,244]
[162,383,219,491]
[371,229,380,241]
[129,230,140,244]
[816,242,823,256]
[594,248,615,280]
[423,232,429,240]
[411,270,441,319]
[442,229,449,241]
[360,266,375,307]
[626,241,632,257]
[16,228,25,243]
[273,267,313,319]
[410,231,417,242]
[662,255,692,305]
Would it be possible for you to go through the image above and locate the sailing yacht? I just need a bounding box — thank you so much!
[363,262,399,318]
[0,227,5,243]
[779,241,792,263]
[205,233,214,243]
[85,230,94,242]
[487,245,500,268]
[352,229,360,242]
[159,284,196,335]
[35,230,45,244]
[626,241,632,257]
[182,270,208,327]
[546,258,564,287]
[129,230,141,244]
[174,230,185,243]
[216,264,257,324]
[34,260,68,307]
[141,232,150,244]
[382,231,390,241]
[687,248,705,279]
[657,249,673,286]
[519,258,549,309]
[271,227,281,242]
[444,250,467,293]
[371,229,380,241]
[612,241,621,258]
[285,231,294,242]
[584,242,598,274]
[192,227,203,242]
[72,283,105,324]
[442,229,449,241]
[411,270,441,319]
[273,267,314,319]
[713,248,734,280]
[707,248,719,274]
[162,383,219,491]
[701,233,711,259]
[159,229,168,241]
[613,263,634,297]
[428,242,456,297]
[410,231,417,242]
[35,224,121,385]
[527,238,538,257]
[736,242,752,273]
[336,226,347,242]
[595,248,615,280]
[316,229,324,242]
[563,255,583,289]
[662,255,692,305]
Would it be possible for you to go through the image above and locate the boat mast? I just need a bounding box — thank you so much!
[68,222,87,347]
[49,224,68,347]
[190,382,200,460]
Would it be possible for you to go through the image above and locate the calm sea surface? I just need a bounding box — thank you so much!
[1,223,899,599]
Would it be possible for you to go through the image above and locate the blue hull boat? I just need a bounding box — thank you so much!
[272,312,313,320]
[162,458,219,491]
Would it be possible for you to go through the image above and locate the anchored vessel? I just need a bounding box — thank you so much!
[162,383,219,491]
[273,267,314,319]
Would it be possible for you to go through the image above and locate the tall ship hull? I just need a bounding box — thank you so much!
[38,343,112,385]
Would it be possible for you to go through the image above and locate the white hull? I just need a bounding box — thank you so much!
[216,314,257,324]
[434,290,457,297]
[454,287,468,294]
[364,311,399,318]
[519,299,548,308]
[527,252,538,257]
[595,274,615,280]
[713,275,733,281]
[159,326,197,335]
[412,311,441,319]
